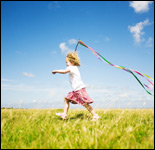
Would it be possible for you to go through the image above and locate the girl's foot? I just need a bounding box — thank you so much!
[91,114,99,121]
[56,113,67,119]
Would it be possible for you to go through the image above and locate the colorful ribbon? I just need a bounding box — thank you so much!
[78,40,154,96]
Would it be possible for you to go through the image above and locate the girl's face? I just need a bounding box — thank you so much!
[66,58,73,66]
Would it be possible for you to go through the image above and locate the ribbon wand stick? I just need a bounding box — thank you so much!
[75,39,80,51]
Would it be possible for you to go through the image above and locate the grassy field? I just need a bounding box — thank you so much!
[1,108,154,149]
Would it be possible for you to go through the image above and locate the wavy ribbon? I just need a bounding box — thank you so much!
[78,40,154,96]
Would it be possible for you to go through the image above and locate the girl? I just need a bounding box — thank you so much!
[52,52,99,121]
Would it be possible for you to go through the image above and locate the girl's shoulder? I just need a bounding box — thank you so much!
[68,65,79,69]
[67,66,79,72]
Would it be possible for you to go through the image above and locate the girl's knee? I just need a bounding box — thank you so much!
[64,98,69,103]
[84,103,89,107]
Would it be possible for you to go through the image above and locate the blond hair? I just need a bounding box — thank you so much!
[66,52,80,66]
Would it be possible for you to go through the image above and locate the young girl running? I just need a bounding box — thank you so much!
[52,52,99,121]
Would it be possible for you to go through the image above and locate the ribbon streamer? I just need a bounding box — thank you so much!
[78,40,154,96]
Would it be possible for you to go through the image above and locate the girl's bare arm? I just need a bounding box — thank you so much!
[52,69,70,74]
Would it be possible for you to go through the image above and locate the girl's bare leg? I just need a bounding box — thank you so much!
[84,103,97,116]
[63,98,70,115]
[84,103,99,121]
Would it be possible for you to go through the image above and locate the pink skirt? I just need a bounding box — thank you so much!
[65,88,94,106]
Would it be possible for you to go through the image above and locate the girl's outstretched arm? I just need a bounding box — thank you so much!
[52,68,70,74]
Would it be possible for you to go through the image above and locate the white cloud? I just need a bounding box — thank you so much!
[118,92,129,98]
[104,37,111,42]
[129,1,153,13]
[145,37,154,47]
[59,39,77,55]
[1,83,12,89]
[59,42,72,55]
[48,1,60,9]
[1,83,52,92]
[128,19,150,44]
[48,89,57,97]
[22,72,35,78]
[32,100,37,103]
[68,39,77,45]
[51,50,57,54]
[1,78,14,82]
[93,40,99,44]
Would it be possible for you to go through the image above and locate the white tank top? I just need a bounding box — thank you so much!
[66,66,86,91]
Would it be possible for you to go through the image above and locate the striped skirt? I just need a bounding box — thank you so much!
[65,88,94,106]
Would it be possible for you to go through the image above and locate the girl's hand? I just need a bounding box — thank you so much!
[52,71,57,74]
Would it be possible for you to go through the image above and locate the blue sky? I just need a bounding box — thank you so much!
[1,1,154,109]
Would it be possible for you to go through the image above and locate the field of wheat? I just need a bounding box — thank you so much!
[1,108,154,149]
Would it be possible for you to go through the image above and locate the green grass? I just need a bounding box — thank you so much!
[1,108,154,149]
